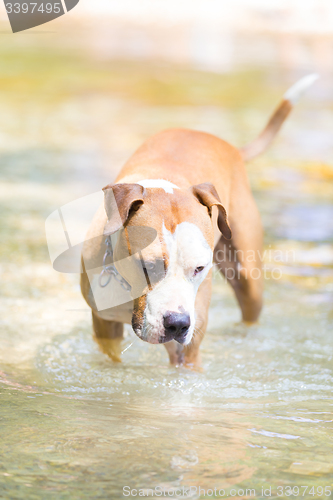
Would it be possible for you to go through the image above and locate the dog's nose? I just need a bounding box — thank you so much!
[163,311,191,343]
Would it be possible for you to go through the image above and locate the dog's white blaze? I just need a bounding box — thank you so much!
[137,179,179,194]
[143,222,213,344]
[284,73,319,104]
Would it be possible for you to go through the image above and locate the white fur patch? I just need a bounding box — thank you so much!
[284,73,319,104]
[137,179,179,194]
[142,222,213,345]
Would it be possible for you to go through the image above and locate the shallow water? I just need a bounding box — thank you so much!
[1,277,333,498]
[0,49,333,498]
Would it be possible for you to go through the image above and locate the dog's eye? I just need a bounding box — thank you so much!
[194,266,204,276]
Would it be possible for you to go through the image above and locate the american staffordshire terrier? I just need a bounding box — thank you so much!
[81,74,317,367]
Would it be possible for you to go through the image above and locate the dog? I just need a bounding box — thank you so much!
[81,74,317,368]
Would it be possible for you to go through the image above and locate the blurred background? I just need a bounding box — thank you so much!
[0,0,333,178]
[0,1,333,498]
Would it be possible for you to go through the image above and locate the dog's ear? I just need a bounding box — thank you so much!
[191,182,232,240]
[102,183,144,235]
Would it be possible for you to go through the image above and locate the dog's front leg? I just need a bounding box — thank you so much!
[92,312,124,362]
[163,320,204,369]
[164,340,185,365]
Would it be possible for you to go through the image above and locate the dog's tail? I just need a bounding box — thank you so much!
[240,73,319,162]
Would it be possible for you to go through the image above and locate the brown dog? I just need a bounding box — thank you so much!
[81,75,317,367]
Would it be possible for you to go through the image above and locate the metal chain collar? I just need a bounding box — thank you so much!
[99,235,131,291]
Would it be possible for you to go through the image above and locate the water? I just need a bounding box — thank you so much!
[1,283,333,498]
[0,50,333,498]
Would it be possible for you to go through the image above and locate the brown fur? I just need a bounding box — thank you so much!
[81,128,263,367]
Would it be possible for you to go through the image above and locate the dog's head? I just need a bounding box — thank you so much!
[102,180,231,345]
